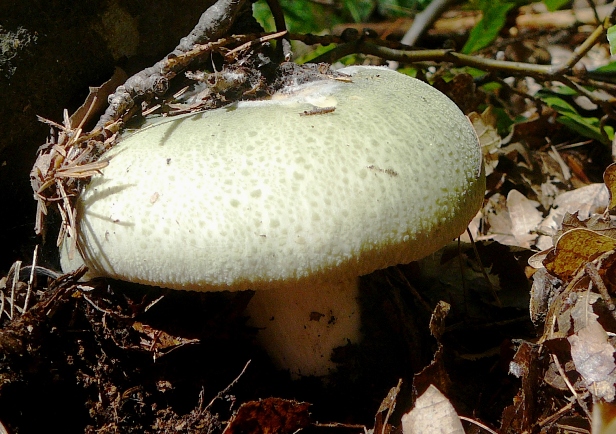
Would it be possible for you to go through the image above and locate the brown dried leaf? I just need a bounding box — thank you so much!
[132,322,199,357]
[222,398,310,434]
[70,67,128,131]
[568,319,616,402]
[401,385,464,434]
[604,163,616,213]
[413,303,451,402]
[509,113,562,150]
[428,300,449,341]
[505,341,541,432]
[468,106,501,176]
[529,267,559,328]
[432,73,485,114]
[374,379,401,434]
[544,228,616,281]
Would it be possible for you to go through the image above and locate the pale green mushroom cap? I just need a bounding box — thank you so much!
[61,66,485,292]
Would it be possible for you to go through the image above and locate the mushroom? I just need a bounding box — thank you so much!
[60,66,485,378]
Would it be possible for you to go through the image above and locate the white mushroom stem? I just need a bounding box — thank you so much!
[245,279,361,378]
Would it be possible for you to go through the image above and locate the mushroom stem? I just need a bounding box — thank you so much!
[245,278,361,378]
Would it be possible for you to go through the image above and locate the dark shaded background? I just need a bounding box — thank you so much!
[0,0,218,272]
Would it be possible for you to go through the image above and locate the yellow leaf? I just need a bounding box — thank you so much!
[544,228,616,281]
[603,163,616,213]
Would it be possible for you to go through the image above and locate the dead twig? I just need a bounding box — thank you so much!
[585,261,616,323]
[551,353,591,419]
[458,416,498,434]
[23,245,38,313]
[225,30,287,58]
[95,0,249,130]
[205,360,251,412]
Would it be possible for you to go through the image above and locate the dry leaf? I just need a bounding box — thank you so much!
[413,302,452,400]
[569,319,616,402]
[538,183,609,241]
[528,267,559,328]
[374,380,402,434]
[401,385,464,434]
[504,341,541,432]
[70,67,128,130]
[508,189,542,248]
[468,107,501,176]
[544,228,616,281]
[485,193,518,246]
[132,322,199,358]
[570,290,601,334]
[604,163,616,213]
[428,301,450,341]
[484,190,542,248]
[222,398,310,434]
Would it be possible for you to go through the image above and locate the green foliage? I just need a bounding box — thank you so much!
[344,0,375,23]
[295,44,336,64]
[253,0,345,33]
[397,66,419,77]
[491,106,516,135]
[543,0,570,12]
[592,61,616,74]
[536,90,614,144]
[375,0,432,17]
[462,0,516,54]
[607,25,616,56]
[254,0,432,34]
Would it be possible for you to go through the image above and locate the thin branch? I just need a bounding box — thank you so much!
[550,17,609,75]
[458,416,498,434]
[586,0,601,24]
[95,0,248,130]
[265,0,291,60]
[309,6,614,81]
[24,245,38,313]
[205,360,251,412]
[551,353,587,416]
[586,261,616,323]
[401,0,456,47]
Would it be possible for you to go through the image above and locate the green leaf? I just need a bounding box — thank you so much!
[376,0,431,17]
[556,116,614,144]
[608,25,616,56]
[462,1,516,54]
[592,61,616,73]
[537,92,577,114]
[550,85,578,96]
[295,44,336,64]
[343,0,375,23]
[254,0,346,34]
[537,91,614,144]
[543,0,570,12]
[397,66,419,78]
[253,0,276,32]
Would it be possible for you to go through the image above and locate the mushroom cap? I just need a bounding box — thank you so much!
[61,66,485,291]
